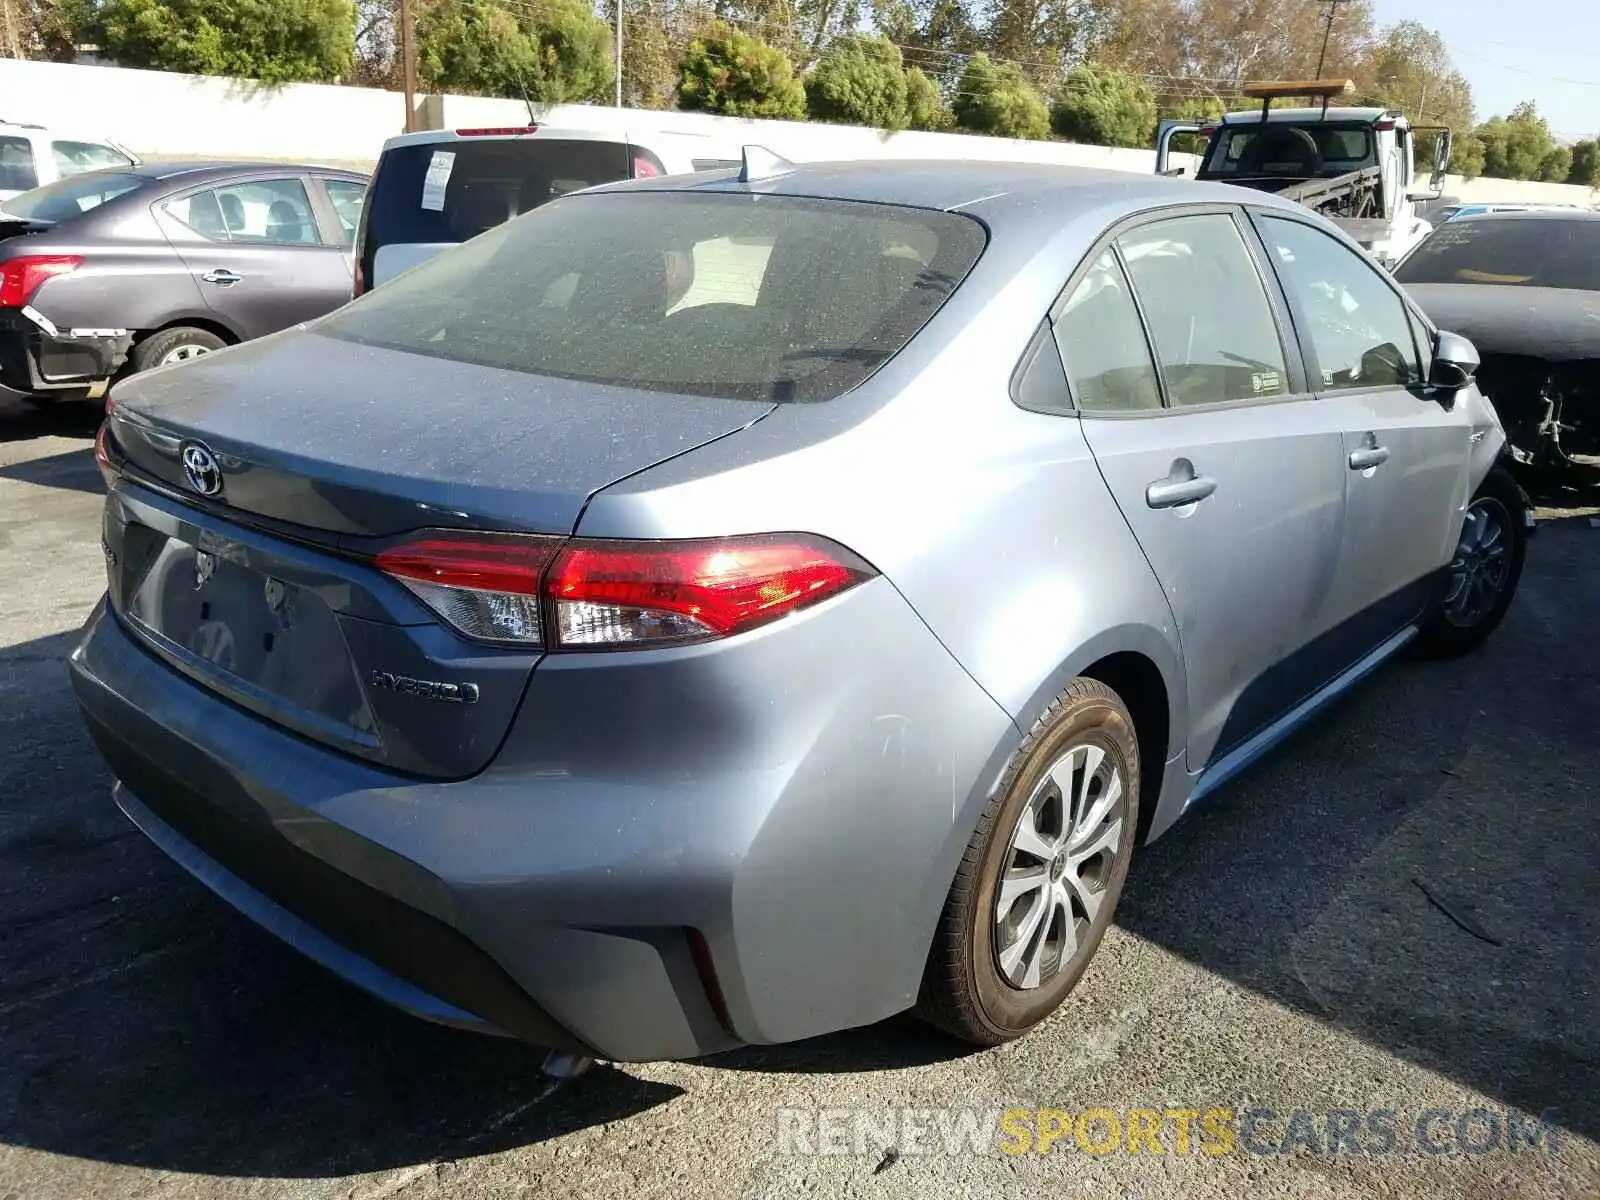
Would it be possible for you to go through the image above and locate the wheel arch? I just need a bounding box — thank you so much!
[134,313,244,346]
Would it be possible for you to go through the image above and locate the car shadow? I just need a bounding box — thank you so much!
[0,397,102,443]
[0,445,105,495]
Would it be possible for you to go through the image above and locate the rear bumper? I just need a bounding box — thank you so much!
[0,310,131,398]
[69,583,1017,1062]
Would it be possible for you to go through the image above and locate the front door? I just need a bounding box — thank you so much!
[1253,212,1472,644]
[1059,210,1349,769]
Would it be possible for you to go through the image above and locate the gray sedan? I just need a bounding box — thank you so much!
[0,161,367,403]
[71,155,1524,1064]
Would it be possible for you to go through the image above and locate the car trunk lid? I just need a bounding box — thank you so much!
[104,328,774,778]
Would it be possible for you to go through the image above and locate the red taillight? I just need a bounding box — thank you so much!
[375,533,561,646]
[374,530,874,650]
[631,154,661,178]
[94,391,117,485]
[1375,120,1396,132]
[453,126,538,137]
[0,254,82,307]
[547,535,871,646]
[1198,125,1216,140]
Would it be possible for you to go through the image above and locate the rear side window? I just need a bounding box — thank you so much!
[364,138,631,252]
[1053,250,1162,412]
[0,136,37,192]
[322,177,366,246]
[211,178,321,245]
[322,190,985,403]
[1118,214,1290,407]
[2,170,147,220]
[52,140,133,178]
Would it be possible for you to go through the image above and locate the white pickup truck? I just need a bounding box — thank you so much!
[1155,80,1454,267]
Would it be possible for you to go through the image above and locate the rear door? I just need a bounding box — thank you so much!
[1253,211,1472,634]
[162,174,355,339]
[1064,208,1349,769]
[359,136,631,288]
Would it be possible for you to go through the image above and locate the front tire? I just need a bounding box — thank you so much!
[916,678,1140,1046]
[1415,466,1527,658]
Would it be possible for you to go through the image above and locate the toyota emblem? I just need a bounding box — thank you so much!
[180,442,224,497]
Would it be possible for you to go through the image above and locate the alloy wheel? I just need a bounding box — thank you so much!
[159,343,211,366]
[1442,496,1512,628]
[992,741,1125,990]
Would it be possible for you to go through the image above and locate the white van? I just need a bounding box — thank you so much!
[353,124,738,295]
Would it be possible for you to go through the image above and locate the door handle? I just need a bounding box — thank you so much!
[202,269,242,286]
[1145,470,1218,509]
[1348,445,1391,470]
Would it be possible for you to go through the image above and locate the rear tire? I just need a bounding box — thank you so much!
[1414,466,1527,659]
[132,326,227,373]
[916,678,1140,1046]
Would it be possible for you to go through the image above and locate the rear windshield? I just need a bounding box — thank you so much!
[1394,218,1600,291]
[1,171,148,221]
[364,138,632,251]
[1204,124,1375,178]
[322,190,986,403]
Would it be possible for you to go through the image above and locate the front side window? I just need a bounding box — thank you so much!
[319,191,986,403]
[0,136,37,192]
[52,140,134,178]
[1261,216,1421,390]
[1117,214,1290,407]
[1053,249,1162,412]
[210,178,322,245]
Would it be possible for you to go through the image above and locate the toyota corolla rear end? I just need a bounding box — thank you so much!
[68,183,1017,1061]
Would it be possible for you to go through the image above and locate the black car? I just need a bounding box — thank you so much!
[0,161,368,404]
[1395,210,1600,488]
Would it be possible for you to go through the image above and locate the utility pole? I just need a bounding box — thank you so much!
[1314,0,1342,80]
[399,0,419,132]
[614,0,623,108]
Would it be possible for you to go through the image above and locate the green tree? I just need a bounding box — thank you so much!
[417,0,612,104]
[1566,139,1600,186]
[951,51,1049,139]
[1538,145,1572,183]
[1449,131,1485,180]
[621,4,678,109]
[805,32,909,128]
[1049,62,1155,147]
[677,21,806,119]
[1476,102,1556,180]
[91,0,355,83]
[904,64,951,129]
[1354,20,1475,176]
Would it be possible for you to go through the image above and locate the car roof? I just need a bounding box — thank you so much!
[588,158,1309,234]
[124,161,368,182]
[1220,106,1390,126]
[381,125,628,151]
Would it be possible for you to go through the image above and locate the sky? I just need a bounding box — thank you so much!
[1371,0,1600,139]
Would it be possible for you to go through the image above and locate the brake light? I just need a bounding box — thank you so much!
[1198,125,1216,140]
[547,534,873,647]
[0,254,82,307]
[1375,120,1396,132]
[632,155,661,178]
[453,126,538,137]
[94,391,117,485]
[374,531,875,650]
[376,533,560,646]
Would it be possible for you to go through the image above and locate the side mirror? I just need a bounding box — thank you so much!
[1430,329,1479,390]
[1431,130,1453,188]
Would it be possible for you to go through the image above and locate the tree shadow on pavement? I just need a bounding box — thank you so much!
[0,629,679,1179]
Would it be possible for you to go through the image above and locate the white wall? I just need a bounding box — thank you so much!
[0,58,1189,174]
[1436,173,1599,208]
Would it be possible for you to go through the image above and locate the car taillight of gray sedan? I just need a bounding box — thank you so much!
[70,152,1526,1066]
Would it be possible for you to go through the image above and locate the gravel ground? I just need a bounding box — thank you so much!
[1,396,1595,1200]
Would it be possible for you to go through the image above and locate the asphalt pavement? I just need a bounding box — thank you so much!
[1,395,1596,1200]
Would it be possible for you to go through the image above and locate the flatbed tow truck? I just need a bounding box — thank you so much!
[1155,79,1454,266]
